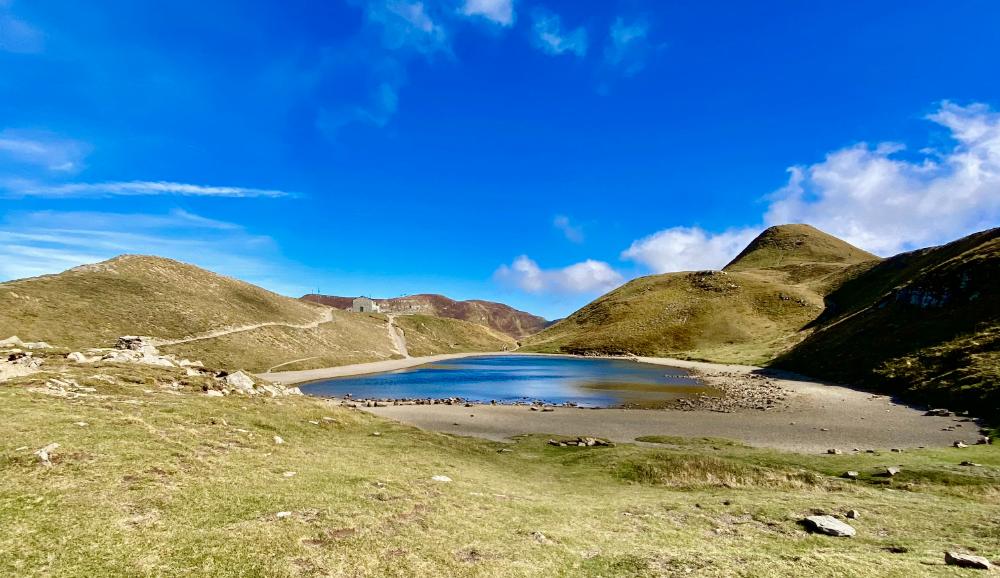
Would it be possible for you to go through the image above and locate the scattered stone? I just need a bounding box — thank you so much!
[276,511,292,519]
[66,352,90,363]
[283,471,297,478]
[843,471,860,479]
[801,515,856,537]
[273,436,285,445]
[820,428,830,432]
[541,408,554,413]
[960,461,981,467]
[371,432,382,437]
[531,531,553,545]
[845,509,860,520]
[529,407,538,411]
[205,390,224,398]
[308,420,320,425]
[884,467,900,477]
[431,475,452,483]
[925,408,952,417]
[977,435,991,445]
[954,441,968,449]
[34,443,59,466]
[890,448,903,453]
[944,552,992,570]
[826,448,842,455]
[73,422,88,427]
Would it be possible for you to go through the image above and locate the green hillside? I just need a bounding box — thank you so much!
[524,224,879,364]
[0,256,513,372]
[775,228,1000,417]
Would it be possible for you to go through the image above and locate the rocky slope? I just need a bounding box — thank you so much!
[774,227,999,418]
[302,293,548,339]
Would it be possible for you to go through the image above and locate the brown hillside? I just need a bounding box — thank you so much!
[301,293,548,339]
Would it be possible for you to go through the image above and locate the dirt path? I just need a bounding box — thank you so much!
[386,314,410,358]
[265,356,321,374]
[265,352,976,453]
[152,308,334,347]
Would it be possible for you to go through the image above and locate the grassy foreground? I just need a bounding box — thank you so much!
[1,361,998,576]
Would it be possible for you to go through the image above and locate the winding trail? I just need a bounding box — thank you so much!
[152,308,334,347]
[386,314,410,358]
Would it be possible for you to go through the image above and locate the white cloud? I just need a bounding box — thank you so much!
[494,255,622,294]
[531,8,587,57]
[0,209,282,284]
[461,0,514,26]
[621,226,759,273]
[0,129,90,172]
[553,215,584,243]
[622,101,1000,276]
[604,17,651,77]
[3,179,294,198]
[764,101,1000,255]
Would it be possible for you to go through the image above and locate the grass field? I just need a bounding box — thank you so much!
[1,357,997,577]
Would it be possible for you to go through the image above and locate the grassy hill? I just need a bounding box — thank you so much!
[302,293,549,339]
[526,224,999,418]
[0,256,513,372]
[524,225,879,364]
[774,228,1000,418]
[0,255,322,348]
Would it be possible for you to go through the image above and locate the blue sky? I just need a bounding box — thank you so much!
[1,0,999,319]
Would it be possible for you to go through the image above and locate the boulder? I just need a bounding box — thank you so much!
[802,515,856,537]
[224,371,256,393]
[66,352,88,363]
[884,467,900,477]
[944,552,992,570]
[843,471,860,479]
[954,441,968,449]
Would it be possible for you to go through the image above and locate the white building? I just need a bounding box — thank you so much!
[351,296,380,313]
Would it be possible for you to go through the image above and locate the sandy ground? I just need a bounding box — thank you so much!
[266,352,980,453]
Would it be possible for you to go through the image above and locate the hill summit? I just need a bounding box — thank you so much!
[724,224,879,272]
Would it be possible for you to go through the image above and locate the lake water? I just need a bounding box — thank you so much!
[301,355,717,408]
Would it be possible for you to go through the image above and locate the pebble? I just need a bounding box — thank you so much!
[432,475,452,483]
[273,436,285,445]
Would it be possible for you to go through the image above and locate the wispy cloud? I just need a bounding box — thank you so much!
[531,8,587,57]
[3,179,295,199]
[553,215,584,243]
[461,0,515,26]
[0,2,43,54]
[603,17,652,77]
[366,1,450,55]
[0,209,284,286]
[0,129,90,172]
[494,255,622,294]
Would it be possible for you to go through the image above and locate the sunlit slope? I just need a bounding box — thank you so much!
[0,255,514,372]
[0,255,322,348]
[524,224,880,364]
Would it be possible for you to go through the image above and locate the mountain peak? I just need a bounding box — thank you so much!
[724,224,879,272]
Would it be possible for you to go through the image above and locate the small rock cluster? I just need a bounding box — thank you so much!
[666,370,790,413]
[207,370,302,398]
[547,437,613,448]
[28,377,98,399]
